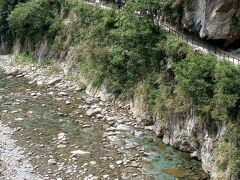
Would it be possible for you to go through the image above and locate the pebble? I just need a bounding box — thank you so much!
[15,118,24,121]
[116,160,123,165]
[47,159,57,165]
[103,174,110,179]
[65,100,71,105]
[70,150,90,157]
[90,161,97,165]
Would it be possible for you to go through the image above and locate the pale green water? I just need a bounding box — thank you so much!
[0,70,209,179]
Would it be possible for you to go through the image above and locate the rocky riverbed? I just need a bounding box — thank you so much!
[0,55,209,179]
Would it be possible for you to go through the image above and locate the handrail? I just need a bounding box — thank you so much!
[158,21,240,65]
[84,0,240,65]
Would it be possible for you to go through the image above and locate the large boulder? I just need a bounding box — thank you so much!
[182,0,240,41]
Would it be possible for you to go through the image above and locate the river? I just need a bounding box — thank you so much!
[0,67,208,180]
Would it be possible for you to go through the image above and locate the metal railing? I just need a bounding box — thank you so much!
[84,0,240,65]
[158,21,240,65]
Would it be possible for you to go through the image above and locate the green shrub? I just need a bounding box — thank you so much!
[214,124,240,175]
[175,54,217,118]
[8,0,61,41]
[211,61,240,122]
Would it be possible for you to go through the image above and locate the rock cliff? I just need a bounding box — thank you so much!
[153,108,227,179]
[182,0,240,41]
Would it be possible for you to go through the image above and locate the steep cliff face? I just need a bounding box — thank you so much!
[182,0,240,41]
[153,109,227,179]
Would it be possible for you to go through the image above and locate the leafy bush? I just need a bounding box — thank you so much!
[214,124,240,176]
[211,61,240,122]
[8,0,61,40]
[175,54,217,118]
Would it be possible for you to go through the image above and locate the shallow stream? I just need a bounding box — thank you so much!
[0,70,208,180]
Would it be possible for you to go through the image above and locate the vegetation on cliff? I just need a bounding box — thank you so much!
[0,0,239,177]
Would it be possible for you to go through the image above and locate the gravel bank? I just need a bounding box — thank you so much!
[0,122,41,180]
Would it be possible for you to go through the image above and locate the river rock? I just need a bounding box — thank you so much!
[115,124,131,131]
[103,174,109,179]
[145,126,154,131]
[86,108,101,117]
[191,151,199,158]
[47,77,62,85]
[90,161,97,165]
[48,159,57,165]
[58,92,68,96]
[86,98,99,105]
[15,118,24,121]
[5,67,19,76]
[57,132,67,141]
[57,144,67,149]
[70,150,90,157]
[116,160,123,165]
[37,80,43,86]
[65,100,71,105]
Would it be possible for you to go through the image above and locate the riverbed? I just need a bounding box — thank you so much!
[0,58,209,180]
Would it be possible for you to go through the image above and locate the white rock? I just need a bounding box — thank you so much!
[116,160,122,165]
[57,132,67,141]
[37,80,43,86]
[57,144,67,149]
[70,150,90,157]
[191,151,198,158]
[86,108,101,117]
[144,126,155,131]
[15,118,24,121]
[96,114,104,119]
[65,100,71,105]
[103,175,110,179]
[58,92,68,96]
[90,161,97,165]
[47,91,55,96]
[31,92,37,96]
[115,124,131,131]
[48,159,57,165]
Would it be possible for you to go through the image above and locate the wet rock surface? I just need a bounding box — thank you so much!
[0,56,208,179]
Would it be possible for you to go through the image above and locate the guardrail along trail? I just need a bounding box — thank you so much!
[86,0,240,65]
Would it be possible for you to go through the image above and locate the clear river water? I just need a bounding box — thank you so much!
[0,70,209,180]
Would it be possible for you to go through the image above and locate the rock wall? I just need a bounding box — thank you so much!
[153,109,229,179]
[182,0,240,41]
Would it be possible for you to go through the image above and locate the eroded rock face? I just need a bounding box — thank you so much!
[154,108,228,179]
[182,0,240,41]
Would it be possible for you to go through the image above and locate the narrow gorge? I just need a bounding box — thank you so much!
[0,0,240,179]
